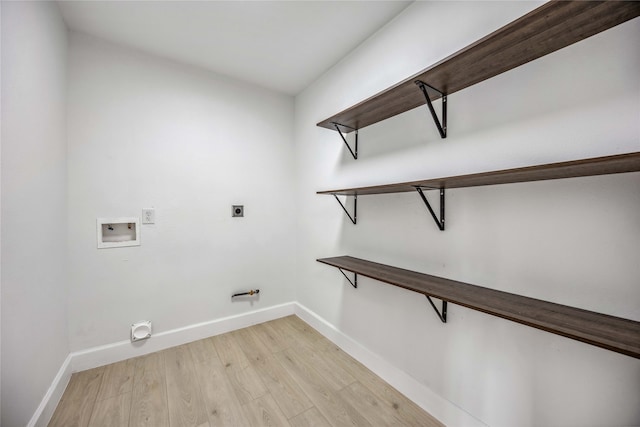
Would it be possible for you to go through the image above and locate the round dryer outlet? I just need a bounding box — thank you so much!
[131,320,152,342]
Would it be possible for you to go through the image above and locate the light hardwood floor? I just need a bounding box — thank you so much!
[50,315,444,427]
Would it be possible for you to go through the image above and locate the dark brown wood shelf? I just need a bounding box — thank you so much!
[317,1,640,133]
[317,256,640,359]
[318,152,640,196]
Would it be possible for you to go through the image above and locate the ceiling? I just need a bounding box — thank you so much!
[57,1,412,95]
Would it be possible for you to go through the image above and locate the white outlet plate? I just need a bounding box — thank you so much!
[142,208,155,224]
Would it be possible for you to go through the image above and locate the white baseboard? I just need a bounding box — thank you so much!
[294,303,487,427]
[71,301,296,372]
[27,354,73,427]
[32,301,482,427]
[30,302,296,427]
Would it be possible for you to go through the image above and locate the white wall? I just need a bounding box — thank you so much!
[3,2,639,426]
[1,5,3,422]
[1,2,69,426]
[66,33,297,351]
[294,2,640,426]
[1,4,3,422]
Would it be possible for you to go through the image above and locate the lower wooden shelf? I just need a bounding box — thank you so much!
[317,256,640,359]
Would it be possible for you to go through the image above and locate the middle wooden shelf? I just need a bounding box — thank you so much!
[318,152,640,196]
[318,152,640,229]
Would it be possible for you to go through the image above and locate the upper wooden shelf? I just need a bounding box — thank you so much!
[317,256,640,359]
[317,152,640,196]
[317,1,640,133]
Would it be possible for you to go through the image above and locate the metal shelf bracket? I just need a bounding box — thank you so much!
[333,194,357,225]
[332,122,358,159]
[426,296,447,323]
[338,268,358,289]
[415,81,447,138]
[415,187,445,231]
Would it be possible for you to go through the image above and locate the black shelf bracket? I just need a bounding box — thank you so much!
[415,81,447,138]
[426,295,447,323]
[333,194,357,225]
[332,122,358,159]
[338,268,358,289]
[415,187,445,231]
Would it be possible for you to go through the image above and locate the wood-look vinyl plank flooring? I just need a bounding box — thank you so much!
[288,407,332,427]
[241,393,291,427]
[288,338,356,392]
[88,393,132,427]
[50,315,444,427]
[281,316,324,343]
[212,331,251,371]
[186,337,219,365]
[234,327,273,366]
[275,347,370,427]
[252,320,291,354]
[312,338,443,426]
[50,367,103,427]
[251,354,313,419]
[193,356,249,427]
[129,352,170,427]
[96,359,135,402]
[225,361,269,405]
[339,382,406,426]
[164,345,210,427]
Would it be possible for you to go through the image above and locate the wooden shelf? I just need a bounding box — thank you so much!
[318,152,640,196]
[317,256,640,359]
[317,1,640,133]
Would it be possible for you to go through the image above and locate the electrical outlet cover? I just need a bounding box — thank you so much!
[142,208,155,224]
[232,205,244,217]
